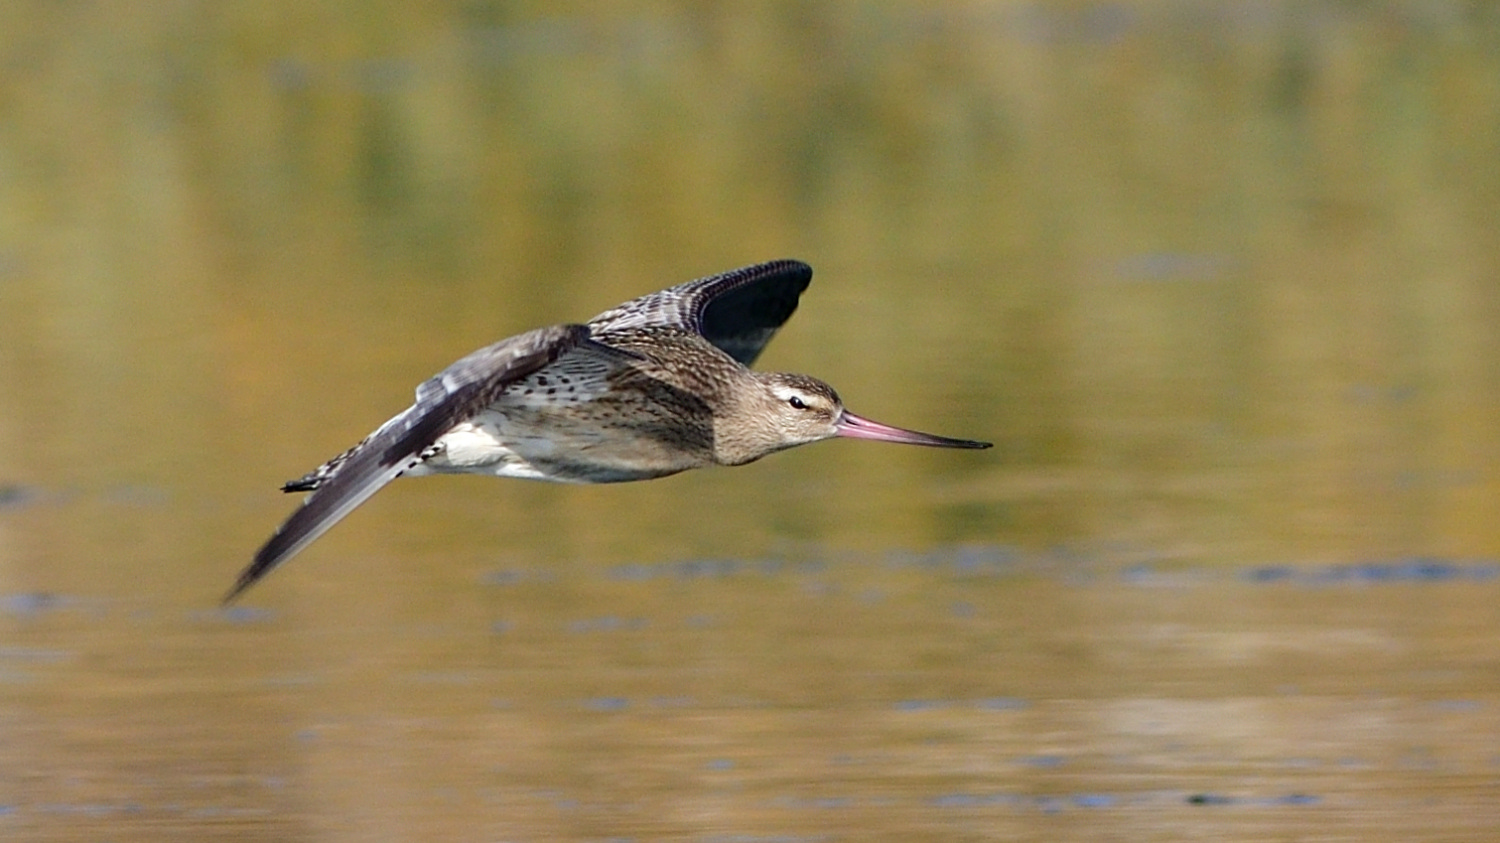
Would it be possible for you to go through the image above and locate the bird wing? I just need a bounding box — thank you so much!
[225,324,597,603]
[587,259,812,366]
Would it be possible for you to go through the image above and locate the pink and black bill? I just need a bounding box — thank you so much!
[835,411,992,449]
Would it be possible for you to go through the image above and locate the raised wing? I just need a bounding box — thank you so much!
[224,324,592,603]
[587,259,812,366]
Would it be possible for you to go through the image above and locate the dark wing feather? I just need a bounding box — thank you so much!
[587,259,812,366]
[224,324,590,604]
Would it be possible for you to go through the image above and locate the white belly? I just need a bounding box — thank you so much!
[406,420,576,482]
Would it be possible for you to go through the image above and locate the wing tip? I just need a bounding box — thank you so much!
[220,567,261,605]
[223,539,287,604]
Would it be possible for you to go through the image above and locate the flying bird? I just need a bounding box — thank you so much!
[227,260,989,602]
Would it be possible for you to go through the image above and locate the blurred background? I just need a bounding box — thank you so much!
[3,3,1499,841]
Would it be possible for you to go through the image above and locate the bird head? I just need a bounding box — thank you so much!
[716,372,992,464]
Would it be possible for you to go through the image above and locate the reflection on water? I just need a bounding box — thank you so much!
[3,3,1500,841]
[6,553,1500,841]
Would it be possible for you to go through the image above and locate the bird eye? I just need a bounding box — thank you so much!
[788,395,808,410]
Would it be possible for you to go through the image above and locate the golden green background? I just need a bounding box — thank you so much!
[2,3,1498,841]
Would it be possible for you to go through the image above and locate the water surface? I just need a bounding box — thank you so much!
[2,4,1499,841]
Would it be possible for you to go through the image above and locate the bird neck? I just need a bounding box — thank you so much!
[710,371,790,466]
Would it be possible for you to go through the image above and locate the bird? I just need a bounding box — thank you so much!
[225,259,990,602]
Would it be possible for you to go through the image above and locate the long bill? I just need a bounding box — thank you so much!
[834,410,992,449]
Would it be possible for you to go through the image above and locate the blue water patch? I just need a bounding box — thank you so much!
[36,801,146,817]
[1116,563,1212,586]
[1397,750,1439,771]
[1188,792,1321,807]
[1016,754,1067,768]
[0,647,72,664]
[883,545,1020,576]
[919,789,1325,813]
[1244,565,1295,583]
[932,792,1009,808]
[1429,699,1483,713]
[0,484,40,510]
[866,696,1031,713]
[0,592,66,617]
[608,563,656,582]
[469,18,614,64]
[506,551,1500,600]
[675,559,742,579]
[771,796,856,810]
[583,696,630,711]
[809,797,852,809]
[101,484,170,507]
[716,831,833,843]
[566,616,646,633]
[1113,251,1233,282]
[607,557,795,581]
[1036,795,1066,814]
[1242,558,1500,585]
[212,605,278,625]
[348,58,413,94]
[0,248,24,280]
[480,569,529,586]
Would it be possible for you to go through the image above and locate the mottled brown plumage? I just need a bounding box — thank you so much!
[226,260,989,602]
